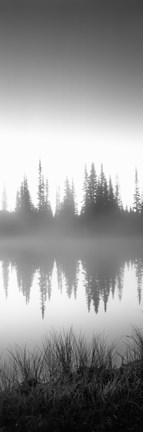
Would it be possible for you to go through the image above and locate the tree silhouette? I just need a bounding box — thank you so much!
[55,186,61,217]
[61,177,76,219]
[44,178,52,217]
[2,158,143,237]
[108,176,116,212]
[103,176,109,211]
[81,163,123,222]
[15,176,33,214]
[96,164,107,213]
[88,162,97,216]
[115,175,122,212]
[37,161,52,219]
[81,165,90,215]
[134,168,141,213]
[37,160,45,212]
[15,190,21,212]
[71,179,77,216]
[2,260,9,298]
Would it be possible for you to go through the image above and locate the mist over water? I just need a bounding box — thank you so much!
[0,236,143,360]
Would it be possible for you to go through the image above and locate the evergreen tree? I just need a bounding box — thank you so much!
[108,176,116,211]
[45,179,49,208]
[63,177,71,207]
[15,190,21,212]
[103,176,109,210]
[44,178,52,217]
[133,168,141,213]
[115,175,121,212]
[99,164,105,198]
[96,164,107,212]
[96,178,101,211]
[15,176,33,214]
[81,165,90,214]
[71,179,77,216]
[37,161,52,217]
[55,186,61,217]
[37,160,45,212]
[61,177,76,219]
[140,192,143,215]
[23,176,33,213]
[88,162,97,212]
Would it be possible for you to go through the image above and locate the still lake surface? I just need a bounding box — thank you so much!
[0,236,143,360]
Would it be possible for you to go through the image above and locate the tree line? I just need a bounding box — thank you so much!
[0,161,143,236]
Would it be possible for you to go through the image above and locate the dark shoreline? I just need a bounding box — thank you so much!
[0,329,143,432]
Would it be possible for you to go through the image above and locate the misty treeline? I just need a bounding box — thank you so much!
[0,161,143,237]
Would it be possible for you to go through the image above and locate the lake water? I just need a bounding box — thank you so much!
[0,236,143,360]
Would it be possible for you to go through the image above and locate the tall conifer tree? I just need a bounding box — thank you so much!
[108,176,115,211]
[82,165,90,214]
[55,186,61,217]
[38,160,45,211]
[88,162,97,209]
[133,168,140,213]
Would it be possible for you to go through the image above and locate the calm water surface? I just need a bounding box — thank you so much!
[0,236,143,360]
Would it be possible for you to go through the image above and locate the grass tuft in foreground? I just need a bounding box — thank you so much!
[0,328,143,431]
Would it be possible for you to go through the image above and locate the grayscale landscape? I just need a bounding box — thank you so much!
[0,0,143,431]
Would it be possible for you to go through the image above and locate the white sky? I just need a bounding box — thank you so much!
[0,0,143,213]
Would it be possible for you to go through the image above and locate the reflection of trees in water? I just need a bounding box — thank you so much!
[15,254,54,317]
[16,260,35,304]
[56,255,79,299]
[55,248,125,314]
[38,261,53,319]
[0,248,54,318]
[125,258,143,305]
[83,271,100,314]
[116,268,124,302]
[134,258,143,305]
[0,239,143,317]
[57,261,63,294]
[2,260,10,298]
[0,251,37,305]
[82,256,124,314]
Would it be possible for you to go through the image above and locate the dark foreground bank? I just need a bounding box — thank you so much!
[0,329,143,432]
